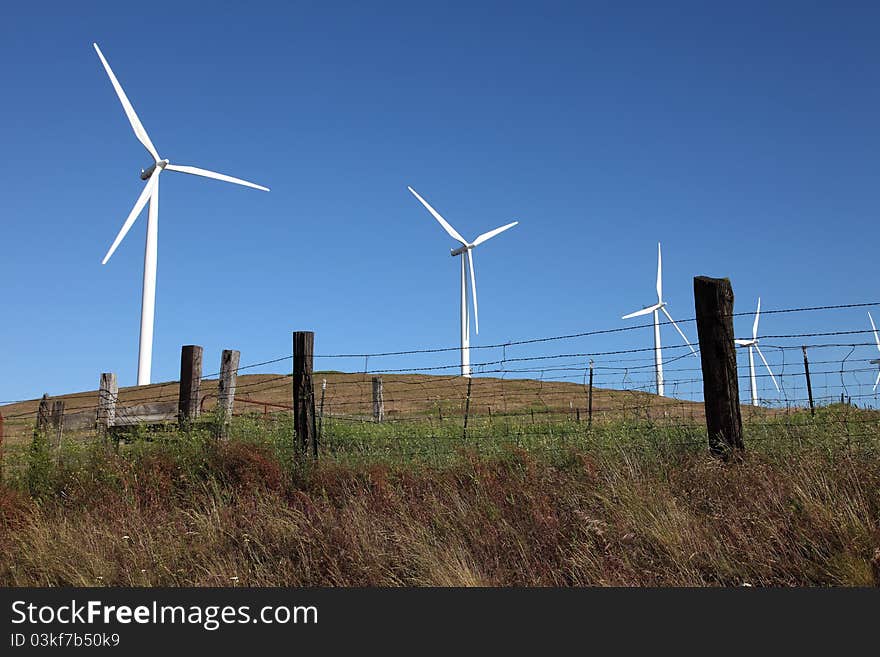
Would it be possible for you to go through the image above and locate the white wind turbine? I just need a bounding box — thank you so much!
[734,298,780,406]
[867,312,880,392]
[621,243,696,397]
[93,43,269,386]
[408,186,518,377]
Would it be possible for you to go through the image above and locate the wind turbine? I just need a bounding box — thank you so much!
[621,243,696,397]
[408,186,517,377]
[867,312,880,392]
[734,298,779,406]
[93,43,269,386]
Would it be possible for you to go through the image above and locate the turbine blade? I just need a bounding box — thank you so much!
[753,297,761,340]
[467,250,479,334]
[622,303,662,320]
[102,171,160,264]
[754,344,780,391]
[93,43,160,163]
[164,164,269,191]
[869,312,880,352]
[874,369,880,393]
[661,305,697,355]
[656,242,663,303]
[407,186,467,245]
[472,221,518,246]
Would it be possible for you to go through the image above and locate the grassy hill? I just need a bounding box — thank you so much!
[0,371,783,447]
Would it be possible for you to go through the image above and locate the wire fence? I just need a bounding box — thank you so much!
[1,301,879,468]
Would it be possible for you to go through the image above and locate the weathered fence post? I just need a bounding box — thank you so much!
[217,349,240,439]
[694,276,743,457]
[292,331,317,458]
[0,411,4,482]
[802,346,815,416]
[178,345,203,429]
[97,373,118,437]
[50,400,65,451]
[372,376,385,423]
[36,394,51,434]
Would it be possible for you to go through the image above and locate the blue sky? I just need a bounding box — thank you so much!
[1,1,878,404]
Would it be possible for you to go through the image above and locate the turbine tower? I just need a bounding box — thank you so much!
[868,312,880,391]
[621,243,696,397]
[93,43,269,386]
[734,297,780,406]
[408,186,517,377]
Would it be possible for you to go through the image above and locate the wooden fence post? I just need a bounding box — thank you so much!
[97,373,118,437]
[372,376,384,423]
[36,394,51,435]
[178,345,203,429]
[292,331,317,458]
[802,346,815,416]
[694,276,744,457]
[0,411,4,482]
[217,349,240,438]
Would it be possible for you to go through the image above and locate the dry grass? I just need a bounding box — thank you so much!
[1,427,878,587]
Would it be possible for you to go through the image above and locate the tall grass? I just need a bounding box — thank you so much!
[0,410,878,586]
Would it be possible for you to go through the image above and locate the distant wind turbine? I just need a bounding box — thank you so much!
[735,298,780,406]
[867,312,880,391]
[408,186,518,377]
[621,243,696,397]
[93,43,269,386]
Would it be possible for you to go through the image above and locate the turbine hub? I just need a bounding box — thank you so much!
[139,160,168,180]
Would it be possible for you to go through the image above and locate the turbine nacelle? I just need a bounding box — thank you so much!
[140,159,169,180]
[450,244,474,257]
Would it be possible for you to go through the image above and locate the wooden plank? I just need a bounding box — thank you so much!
[65,410,99,432]
[114,401,178,427]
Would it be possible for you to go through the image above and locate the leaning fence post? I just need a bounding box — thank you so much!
[372,376,385,423]
[97,373,118,437]
[293,331,317,458]
[217,349,240,438]
[802,346,815,416]
[694,276,744,457]
[178,345,204,429]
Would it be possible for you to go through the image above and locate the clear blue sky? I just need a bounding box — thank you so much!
[1,1,878,404]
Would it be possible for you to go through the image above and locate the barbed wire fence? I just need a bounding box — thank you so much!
[1,295,880,470]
